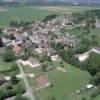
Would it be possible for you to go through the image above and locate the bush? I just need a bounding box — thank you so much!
[3,50,16,62]
[90,89,100,98]
[11,75,19,85]
[15,94,28,100]
[6,85,13,90]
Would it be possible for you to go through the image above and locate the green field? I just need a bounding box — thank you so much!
[38,6,100,14]
[26,62,90,100]
[0,6,100,27]
[0,6,52,27]
[0,57,12,72]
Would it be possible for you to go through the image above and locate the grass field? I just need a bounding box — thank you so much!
[27,62,90,100]
[0,6,100,27]
[0,6,53,27]
[38,6,100,14]
[0,57,12,72]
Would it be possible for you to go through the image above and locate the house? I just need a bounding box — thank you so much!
[13,39,23,46]
[62,15,73,26]
[96,19,100,28]
[36,74,51,90]
[92,47,100,54]
[51,54,58,61]
[2,37,12,46]
[75,52,89,62]
[2,38,23,47]
[75,47,100,62]
[2,28,17,34]
[12,45,23,54]
[21,57,40,68]
[24,40,33,48]
[86,84,94,90]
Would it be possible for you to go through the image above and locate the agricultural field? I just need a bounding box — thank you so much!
[38,6,100,14]
[0,6,100,27]
[0,6,52,27]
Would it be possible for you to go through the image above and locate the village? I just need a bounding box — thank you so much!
[0,11,100,100]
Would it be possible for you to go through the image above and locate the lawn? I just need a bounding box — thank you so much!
[33,62,90,100]
[0,6,99,27]
[0,57,12,72]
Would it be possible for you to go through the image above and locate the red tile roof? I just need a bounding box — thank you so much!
[36,75,50,88]
[13,45,22,54]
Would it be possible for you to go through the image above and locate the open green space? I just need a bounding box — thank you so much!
[0,6,100,27]
[0,6,53,27]
[27,62,90,100]
[37,6,100,14]
[0,57,12,72]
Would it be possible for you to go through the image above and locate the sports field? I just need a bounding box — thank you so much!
[0,6,100,27]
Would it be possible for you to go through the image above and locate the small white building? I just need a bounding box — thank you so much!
[51,55,58,61]
[20,57,40,68]
[75,51,90,62]
[75,47,100,62]
[86,84,94,89]
[92,47,100,54]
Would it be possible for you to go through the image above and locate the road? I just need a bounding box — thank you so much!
[17,61,36,100]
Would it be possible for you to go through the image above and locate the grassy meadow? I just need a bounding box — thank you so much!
[0,6,100,27]
[0,57,12,72]
[34,62,90,100]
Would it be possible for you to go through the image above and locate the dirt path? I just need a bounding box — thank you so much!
[17,61,36,100]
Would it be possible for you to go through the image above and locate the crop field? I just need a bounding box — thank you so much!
[0,6,100,27]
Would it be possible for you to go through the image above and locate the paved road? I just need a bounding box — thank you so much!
[17,61,36,100]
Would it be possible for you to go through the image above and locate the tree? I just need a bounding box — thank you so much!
[6,86,13,90]
[11,75,19,85]
[41,61,48,72]
[82,97,86,100]
[60,61,64,68]
[0,38,3,47]
[43,14,57,22]
[9,21,19,27]
[3,50,16,62]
